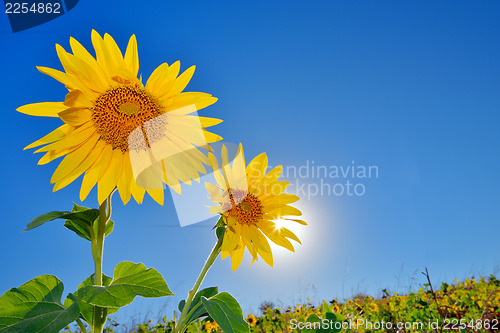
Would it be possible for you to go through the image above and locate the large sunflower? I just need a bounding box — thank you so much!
[205,144,307,271]
[18,30,222,205]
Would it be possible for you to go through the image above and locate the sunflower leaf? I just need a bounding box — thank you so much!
[321,300,334,316]
[24,211,72,232]
[178,287,218,326]
[64,274,117,326]
[0,275,80,333]
[24,204,98,234]
[201,292,249,333]
[24,203,114,242]
[304,312,344,333]
[76,261,174,309]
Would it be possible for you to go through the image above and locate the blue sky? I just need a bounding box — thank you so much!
[1,0,499,327]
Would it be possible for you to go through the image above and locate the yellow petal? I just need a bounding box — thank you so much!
[34,122,95,153]
[38,147,76,165]
[17,102,68,117]
[24,124,73,150]
[50,134,99,183]
[52,170,81,192]
[198,116,222,128]
[103,33,126,69]
[222,226,241,252]
[80,165,100,201]
[130,178,146,204]
[231,143,246,178]
[124,34,139,76]
[230,240,245,272]
[64,90,93,108]
[258,222,295,252]
[56,139,106,188]
[266,205,302,217]
[97,144,113,181]
[91,30,114,78]
[210,205,223,214]
[147,188,164,205]
[169,66,195,96]
[205,182,223,203]
[69,37,109,86]
[145,63,170,93]
[262,193,300,206]
[165,92,218,112]
[284,218,308,226]
[152,61,181,99]
[97,149,122,204]
[116,151,133,204]
[209,152,226,190]
[246,153,268,193]
[258,247,274,267]
[56,44,108,91]
[256,166,283,198]
[36,66,97,101]
[58,108,92,126]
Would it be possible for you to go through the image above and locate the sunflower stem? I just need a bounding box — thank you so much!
[91,195,112,333]
[174,222,224,333]
[76,318,87,333]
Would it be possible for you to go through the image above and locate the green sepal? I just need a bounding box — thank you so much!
[201,292,249,333]
[77,261,174,309]
[0,275,80,333]
[64,274,117,326]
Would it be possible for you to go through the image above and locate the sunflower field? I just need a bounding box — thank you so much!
[60,274,499,333]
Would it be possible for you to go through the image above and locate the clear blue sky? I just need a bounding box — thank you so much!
[1,0,499,327]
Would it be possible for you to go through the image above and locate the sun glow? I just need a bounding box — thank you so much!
[273,218,287,230]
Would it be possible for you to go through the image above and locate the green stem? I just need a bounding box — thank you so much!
[76,318,87,333]
[174,230,224,333]
[91,196,112,333]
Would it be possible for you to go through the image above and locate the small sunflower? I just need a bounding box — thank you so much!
[246,314,257,327]
[204,321,219,332]
[368,302,379,312]
[18,30,221,205]
[206,144,307,271]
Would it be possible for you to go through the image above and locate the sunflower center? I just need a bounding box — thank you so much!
[118,101,140,116]
[90,85,165,152]
[224,189,263,225]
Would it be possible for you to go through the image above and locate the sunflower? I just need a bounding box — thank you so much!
[204,321,219,332]
[18,30,222,205]
[205,144,307,271]
[246,314,257,327]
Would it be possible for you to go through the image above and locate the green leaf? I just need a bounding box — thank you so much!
[321,301,333,316]
[178,287,218,326]
[303,314,322,333]
[77,261,174,309]
[201,292,249,333]
[104,219,114,237]
[24,203,114,241]
[304,313,344,333]
[0,275,80,333]
[322,313,343,333]
[64,274,116,326]
[24,211,72,232]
